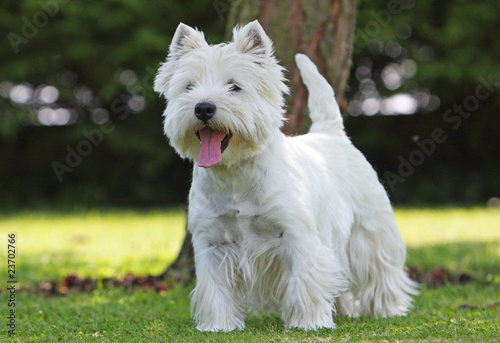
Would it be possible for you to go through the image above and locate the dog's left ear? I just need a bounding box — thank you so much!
[169,23,208,58]
[233,20,273,57]
[154,23,208,96]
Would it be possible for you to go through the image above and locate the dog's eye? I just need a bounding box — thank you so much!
[186,83,194,92]
[229,84,241,92]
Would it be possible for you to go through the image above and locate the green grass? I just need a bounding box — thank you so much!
[1,207,499,342]
[0,209,186,284]
[396,207,500,282]
[7,283,500,342]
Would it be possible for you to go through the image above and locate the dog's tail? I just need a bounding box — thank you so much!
[295,54,344,134]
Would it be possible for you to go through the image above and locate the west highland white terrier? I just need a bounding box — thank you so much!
[154,20,418,332]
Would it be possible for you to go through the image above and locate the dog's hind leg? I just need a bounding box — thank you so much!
[348,207,419,317]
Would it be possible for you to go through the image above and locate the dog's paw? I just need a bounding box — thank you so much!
[196,323,244,332]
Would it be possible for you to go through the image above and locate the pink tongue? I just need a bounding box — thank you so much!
[198,128,226,168]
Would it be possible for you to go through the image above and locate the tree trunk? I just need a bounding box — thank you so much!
[162,0,358,282]
[160,226,195,284]
[227,0,358,134]
[159,208,196,284]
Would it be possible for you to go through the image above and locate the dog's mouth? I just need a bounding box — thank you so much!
[195,128,232,168]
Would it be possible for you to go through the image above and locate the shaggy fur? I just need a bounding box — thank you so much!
[154,20,418,332]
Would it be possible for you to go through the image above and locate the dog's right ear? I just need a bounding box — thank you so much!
[154,23,208,96]
[169,23,208,58]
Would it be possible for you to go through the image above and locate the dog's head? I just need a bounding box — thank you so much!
[154,21,289,168]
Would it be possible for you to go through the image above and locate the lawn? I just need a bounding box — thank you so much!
[1,207,499,342]
[0,209,186,284]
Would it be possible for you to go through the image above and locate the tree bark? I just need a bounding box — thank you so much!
[160,226,195,284]
[162,0,358,282]
[159,209,195,284]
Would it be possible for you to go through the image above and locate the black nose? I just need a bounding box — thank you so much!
[194,102,216,123]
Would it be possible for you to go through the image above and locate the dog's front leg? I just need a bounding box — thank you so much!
[190,239,246,332]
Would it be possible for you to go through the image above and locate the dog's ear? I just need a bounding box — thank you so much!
[154,23,207,96]
[233,20,273,57]
[169,23,208,57]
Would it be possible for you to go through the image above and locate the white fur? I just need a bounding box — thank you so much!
[155,21,418,332]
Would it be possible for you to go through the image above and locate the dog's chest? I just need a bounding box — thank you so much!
[210,193,282,244]
[192,167,283,245]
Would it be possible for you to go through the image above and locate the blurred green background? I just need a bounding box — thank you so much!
[1,0,499,209]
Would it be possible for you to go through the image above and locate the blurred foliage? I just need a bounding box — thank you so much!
[345,0,500,203]
[0,0,499,208]
[0,0,225,208]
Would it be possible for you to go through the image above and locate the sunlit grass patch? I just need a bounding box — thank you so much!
[1,207,499,285]
[395,207,500,281]
[395,207,500,246]
[0,209,186,284]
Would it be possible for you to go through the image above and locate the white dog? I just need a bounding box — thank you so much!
[154,20,418,332]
